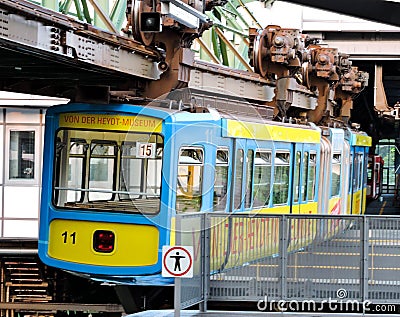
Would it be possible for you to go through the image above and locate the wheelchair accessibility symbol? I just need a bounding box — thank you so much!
[162,246,193,278]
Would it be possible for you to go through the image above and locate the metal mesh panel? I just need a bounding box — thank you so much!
[285,216,362,301]
[368,217,400,303]
[208,214,281,301]
[176,213,205,309]
[175,213,400,309]
[205,214,400,305]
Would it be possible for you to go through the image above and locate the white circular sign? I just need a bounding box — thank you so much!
[162,246,193,278]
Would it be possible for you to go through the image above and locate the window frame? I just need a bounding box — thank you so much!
[52,127,164,214]
[272,150,291,206]
[176,146,204,213]
[307,151,317,201]
[253,150,272,208]
[5,126,41,185]
[331,152,342,198]
[213,147,229,211]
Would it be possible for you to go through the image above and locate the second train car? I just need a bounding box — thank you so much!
[38,102,371,285]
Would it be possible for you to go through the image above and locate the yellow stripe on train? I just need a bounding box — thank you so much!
[48,219,159,266]
[224,119,321,143]
[354,134,372,147]
[59,113,162,133]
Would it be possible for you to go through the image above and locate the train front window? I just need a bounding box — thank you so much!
[53,129,163,214]
[89,142,117,201]
[66,139,87,202]
[120,140,162,201]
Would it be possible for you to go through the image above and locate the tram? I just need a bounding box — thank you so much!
[38,101,371,285]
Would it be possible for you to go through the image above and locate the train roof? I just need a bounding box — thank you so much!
[47,103,370,146]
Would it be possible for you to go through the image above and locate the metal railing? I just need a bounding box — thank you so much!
[175,213,400,312]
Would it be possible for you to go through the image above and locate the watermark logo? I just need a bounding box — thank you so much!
[256,295,397,313]
[336,288,348,299]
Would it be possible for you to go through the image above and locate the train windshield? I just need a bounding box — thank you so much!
[53,129,163,214]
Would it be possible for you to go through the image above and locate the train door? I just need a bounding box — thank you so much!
[289,142,319,250]
[341,140,351,215]
[298,144,319,214]
[271,142,292,214]
[291,143,303,214]
[362,149,369,213]
[213,146,231,212]
[230,138,247,212]
[318,137,331,214]
[291,143,319,214]
[351,150,365,214]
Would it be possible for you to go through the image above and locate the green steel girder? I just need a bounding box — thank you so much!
[40,0,126,30]
[41,0,59,10]
[35,0,256,69]
[110,0,127,31]
[93,0,108,29]
[200,0,259,69]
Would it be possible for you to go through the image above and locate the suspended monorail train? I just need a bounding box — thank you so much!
[38,101,371,285]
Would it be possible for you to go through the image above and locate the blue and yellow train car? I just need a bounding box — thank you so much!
[347,129,372,214]
[38,102,370,285]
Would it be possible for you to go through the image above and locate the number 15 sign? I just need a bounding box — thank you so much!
[136,142,156,158]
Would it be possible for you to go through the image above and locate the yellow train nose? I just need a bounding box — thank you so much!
[48,219,159,267]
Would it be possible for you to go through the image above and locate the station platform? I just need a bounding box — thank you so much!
[365,194,400,215]
[130,196,400,317]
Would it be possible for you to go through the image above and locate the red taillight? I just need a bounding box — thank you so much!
[93,230,115,253]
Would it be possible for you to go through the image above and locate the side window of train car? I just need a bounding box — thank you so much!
[307,152,317,201]
[244,150,254,209]
[213,148,229,211]
[331,153,341,197]
[253,151,271,208]
[176,147,204,212]
[273,152,290,205]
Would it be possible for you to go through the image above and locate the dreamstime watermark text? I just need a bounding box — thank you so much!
[257,297,398,313]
